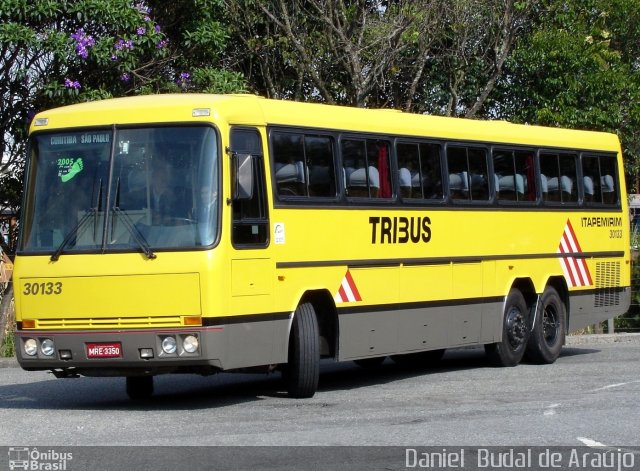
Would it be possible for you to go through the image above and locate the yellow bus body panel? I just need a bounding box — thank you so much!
[14,252,213,329]
[269,208,629,310]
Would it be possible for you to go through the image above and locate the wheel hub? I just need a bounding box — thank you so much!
[506,307,527,349]
[542,306,559,345]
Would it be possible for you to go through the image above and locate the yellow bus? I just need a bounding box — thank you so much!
[14,94,630,399]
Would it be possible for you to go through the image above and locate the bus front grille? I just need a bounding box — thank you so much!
[33,316,184,330]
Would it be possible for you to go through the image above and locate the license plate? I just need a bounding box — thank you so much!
[86,342,122,359]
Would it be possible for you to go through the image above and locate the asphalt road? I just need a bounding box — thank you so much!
[0,336,639,450]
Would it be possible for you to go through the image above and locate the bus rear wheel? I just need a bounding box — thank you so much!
[126,376,154,400]
[526,287,565,364]
[485,289,529,367]
[283,302,320,398]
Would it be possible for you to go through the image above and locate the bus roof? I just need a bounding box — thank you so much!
[31,94,621,152]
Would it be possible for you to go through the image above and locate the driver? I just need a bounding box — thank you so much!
[150,156,187,225]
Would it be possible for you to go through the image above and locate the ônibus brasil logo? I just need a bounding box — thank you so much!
[8,447,73,470]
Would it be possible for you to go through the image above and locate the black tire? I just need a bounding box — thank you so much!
[284,303,320,398]
[354,357,386,368]
[485,289,529,367]
[526,286,566,364]
[126,376,154,400]
[391,349,445,366]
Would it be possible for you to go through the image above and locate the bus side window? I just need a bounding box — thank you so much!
[271,131,337,199]
[367,140,391,198]
[582,155,600,203]
[420,143,444,200]
[397,142,420,198]
[559,153,578,203]
[599,156,619,204]
[493,150,515,201]
[343,139,372,197]
[343,138,391,199]
[231,128,269,247]
[493,149,536,203]
[306,135,336,197]
[514,150,537,202]
[272,132,306,197]
[396,141,444,200]
[540,152,578,204]
[582,154,619,205]
[447,146,489,201]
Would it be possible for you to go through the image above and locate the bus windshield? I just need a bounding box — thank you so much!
[21,126,219,255]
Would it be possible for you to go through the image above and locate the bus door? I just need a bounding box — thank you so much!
[227,127,277,367]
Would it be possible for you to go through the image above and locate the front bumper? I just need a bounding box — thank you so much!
[15,312,291,377]
[15,327,224,376]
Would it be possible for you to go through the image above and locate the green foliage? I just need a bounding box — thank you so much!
[0,330,14,358]
[0,282,14,357]
[0,172,22,215]
[3,0,640,194]
[190,68,246,94]
[226,0,535,116]
[498,0,640,187]
[619,248,640,332]
[0,0,163,183]
[0,0,246,190]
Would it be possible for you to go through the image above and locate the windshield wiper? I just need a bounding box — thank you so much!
[50,178,103,262]
[50,209,96,262]
[111,206,157,259]
[112,177,156,260]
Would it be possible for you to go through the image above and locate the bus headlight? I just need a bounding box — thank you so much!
[161,336,177,354]
[41,339,55,356]
[183,335,199,353]
[24,339,38,356]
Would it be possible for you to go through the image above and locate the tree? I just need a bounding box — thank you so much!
[0,0,245,212]
[149,0,245,93]
[497,0,640,188]
[226,0,535,116]
[1,1,161,174]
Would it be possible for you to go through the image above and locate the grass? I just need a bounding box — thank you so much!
[0,327,14,358]
[0,287,15,357]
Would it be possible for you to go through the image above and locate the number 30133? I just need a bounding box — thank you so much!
[22,281,63,295]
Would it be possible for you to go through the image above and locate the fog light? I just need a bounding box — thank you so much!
[24,339,38,356]
[183,335,199,353]
[161,336,177,354]
[41,339,55,356]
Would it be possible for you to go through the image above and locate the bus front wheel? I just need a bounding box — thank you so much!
[485,289,529,367]
[526,287,565,364]
[126,376,154,400]
[283,302,320,398]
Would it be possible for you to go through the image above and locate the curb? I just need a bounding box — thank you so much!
[566,333,640,345]
[0,357,19,368]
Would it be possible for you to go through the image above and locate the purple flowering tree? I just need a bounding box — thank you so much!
[1,1,170,186]
[0,0,245,217]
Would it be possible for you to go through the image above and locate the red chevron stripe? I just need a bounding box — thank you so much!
[345,270,361,301]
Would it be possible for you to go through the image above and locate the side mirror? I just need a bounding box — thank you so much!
[232,153,254,200]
